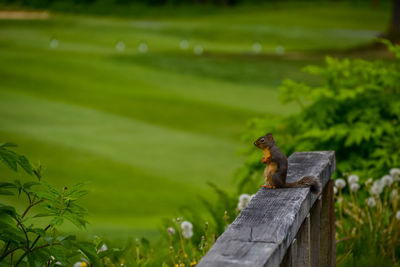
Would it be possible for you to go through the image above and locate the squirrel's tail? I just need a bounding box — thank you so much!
[284,176,321,194]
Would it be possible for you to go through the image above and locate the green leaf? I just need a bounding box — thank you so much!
[18,155,33,175]
[76,242,102,267]
[32,213,52,218]
[0,142,18,148]
[0,182,16,189]
[49,216,64,226]
[0,204,17,216]
[0,144,33,175]
[0,220,26,245]
[27,227,46,236]
[0,149,18,172]
[23,181,40,191]
[27,253,36,267]
[0,189,14,195]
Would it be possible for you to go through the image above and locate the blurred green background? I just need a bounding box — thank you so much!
[0,0,392,242]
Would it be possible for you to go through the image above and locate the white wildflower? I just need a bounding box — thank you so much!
[348,174,359,184]
[180,40,189,50]
[237,194,252,210]
[350,183,360,192]
[138,42,148,53]
[367,197,376,207]
[50,38,59,49]
[381,175,393,186]
[182,229,193,239]
[167,227,175,235]
[396,211,400,220]
[115,41,125,52]
[370,180,384,195]
[390,168,400,180]
[333,186,338,194]
[97,244,107,253]
[275,45,285,55]
[181,221,193,239]
[194,45,203,55]
[335,179,346,189]
[74,262,87,267]
[181,221,192,231]
[391,189,398,201]
[365,178,373,186]
[252,42,262,54]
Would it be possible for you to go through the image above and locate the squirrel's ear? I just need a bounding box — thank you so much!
[266,133,275,141]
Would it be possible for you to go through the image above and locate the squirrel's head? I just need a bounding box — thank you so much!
[254,133,275,150]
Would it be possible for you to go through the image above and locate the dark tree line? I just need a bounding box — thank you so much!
[1,0,399,42]
[3,0,392,7]
[388,0,400,42]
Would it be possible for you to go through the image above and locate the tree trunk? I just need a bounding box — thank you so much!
[388,0,400,43]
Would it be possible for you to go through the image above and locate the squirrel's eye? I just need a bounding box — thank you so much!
[260,138,265,142]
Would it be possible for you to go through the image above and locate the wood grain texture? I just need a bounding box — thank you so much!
[295,214,310,267]
[320,180,336,267]
[197,151,335,267]
[310,197,321,267]
[280,238,297,267]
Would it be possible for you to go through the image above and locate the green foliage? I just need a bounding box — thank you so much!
[197,182,238,236]
[0,143,33,176]
[154,183,241,266]
[335,171,400,266]
[238,41,400,192]
[0,144,94,266]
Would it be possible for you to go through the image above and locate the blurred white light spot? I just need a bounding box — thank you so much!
[194,45,203,55]
[275,45,285,55]
[50,39,59,49]
[180,40,189,50]
[138,42,148,53]
[252,42,262,53]
[116,41,125,52]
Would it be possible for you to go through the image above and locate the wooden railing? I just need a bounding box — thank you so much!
[197,151,336,267]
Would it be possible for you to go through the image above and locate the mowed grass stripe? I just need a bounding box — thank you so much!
[0,90,243,188]
[0,131,205,217]
[0,48,296,141]
[0,131,204,241]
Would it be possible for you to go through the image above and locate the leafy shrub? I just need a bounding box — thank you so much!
[334,169,400,266]
[237,40,400,193]
[0,143,96,266]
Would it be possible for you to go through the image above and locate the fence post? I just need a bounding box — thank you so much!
[319,180,336,267]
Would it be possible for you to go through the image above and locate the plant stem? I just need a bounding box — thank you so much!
[14,243,61,267]
[30,225,51,250]
[19,199,44,221]
[1,241,10,258]
[13,216,29,249]
[0,246,23,262]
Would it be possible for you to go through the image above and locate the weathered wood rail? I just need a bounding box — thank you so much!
[198,151,336,267]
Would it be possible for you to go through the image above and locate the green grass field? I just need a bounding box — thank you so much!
[0,2,391,242]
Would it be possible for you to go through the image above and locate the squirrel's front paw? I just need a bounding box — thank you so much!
[262,157,271,164]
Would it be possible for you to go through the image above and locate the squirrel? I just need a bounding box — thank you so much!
[254,133,321,194]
